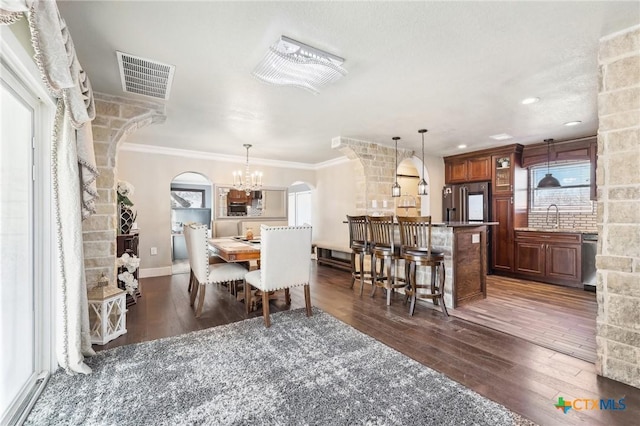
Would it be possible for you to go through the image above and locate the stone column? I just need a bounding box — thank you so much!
[332,137,413,215]
[596,25,640,388]
[82,93,166,288]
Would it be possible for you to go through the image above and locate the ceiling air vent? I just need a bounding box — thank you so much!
[116,51,175,100]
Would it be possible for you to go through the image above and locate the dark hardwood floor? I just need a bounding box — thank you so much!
[451,275,597,363]
[97,264,638,426]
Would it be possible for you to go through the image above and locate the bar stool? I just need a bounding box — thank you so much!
[397,216,448,317]
[346,215,374,295]
[369,215,405,305]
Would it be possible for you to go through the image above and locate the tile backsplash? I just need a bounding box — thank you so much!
[528,202,597,231]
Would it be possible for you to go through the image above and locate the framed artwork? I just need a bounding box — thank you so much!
[171,189,205,208]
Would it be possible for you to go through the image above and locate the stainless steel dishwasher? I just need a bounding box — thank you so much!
[582,233,597,291]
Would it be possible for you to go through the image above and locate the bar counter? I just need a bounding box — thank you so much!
[420,222,497,308]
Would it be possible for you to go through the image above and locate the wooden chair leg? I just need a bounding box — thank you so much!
[189,277,199,307]
[262,291,271,327]
[195,283,206,317]
[370,257,378,298]
[304,284,312,317]
[350,252,356,289]
[187,270,194,293]
[431,264,439,306]
[386,257,394,306]
[284,288,291,305]
[244,280,251,314]
[409,262,417,316]
[439,263,449,317]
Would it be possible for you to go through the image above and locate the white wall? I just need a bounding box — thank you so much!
[117,149,315,271]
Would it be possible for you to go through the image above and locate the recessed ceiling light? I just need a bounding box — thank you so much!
[521,97,540,105]
[457,144,467,149]
[564,120,582,126]
[489,133,513,141]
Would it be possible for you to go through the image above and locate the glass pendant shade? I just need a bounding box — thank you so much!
[417,129,429,196]
[392,136,401,197]
[537,138,561,189]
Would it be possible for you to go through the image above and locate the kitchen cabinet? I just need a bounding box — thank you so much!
[491,195,514,272]
[227,189,252,204]
[514,231,582,287]
[444,155,491,183]
[492,154,514,195]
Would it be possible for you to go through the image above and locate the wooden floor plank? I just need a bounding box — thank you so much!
[96,264,638,426]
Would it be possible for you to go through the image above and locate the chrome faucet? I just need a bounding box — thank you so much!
[546,204,559,229]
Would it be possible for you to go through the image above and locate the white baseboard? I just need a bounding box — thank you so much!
[139,267,172,278]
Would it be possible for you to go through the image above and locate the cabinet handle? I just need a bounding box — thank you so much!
[510,184,513,191]
[510,196,513,204]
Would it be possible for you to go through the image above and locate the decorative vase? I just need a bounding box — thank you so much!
[119,203,135,235]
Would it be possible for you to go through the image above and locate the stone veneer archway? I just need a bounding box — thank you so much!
[82,93,166,288]
[332,137,414,215]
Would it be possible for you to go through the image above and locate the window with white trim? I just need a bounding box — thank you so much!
[529,161,592,212]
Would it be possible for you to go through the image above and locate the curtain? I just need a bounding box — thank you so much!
[1,0,98,374]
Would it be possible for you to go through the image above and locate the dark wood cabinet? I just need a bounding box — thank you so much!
[514,231,581,287]
[492,154,514,195]
[444,155,491,183]
[492,196,514,272]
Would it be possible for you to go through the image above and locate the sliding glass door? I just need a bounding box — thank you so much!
[0,51,53,422]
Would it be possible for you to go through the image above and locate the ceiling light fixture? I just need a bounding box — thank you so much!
[233,144,263,195]
[521,97,540,105]
[457,144,467,149]
[417,129,428,196]
[537,138,561,189]
[392,137,401,197]
[489,133,513,141]
[564,120,582,126]
[252,35,347,95]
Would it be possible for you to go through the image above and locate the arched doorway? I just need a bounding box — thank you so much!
[394,156,431,217]
[170,172,212,274]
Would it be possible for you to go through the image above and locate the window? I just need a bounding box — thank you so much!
[529,161,592,212]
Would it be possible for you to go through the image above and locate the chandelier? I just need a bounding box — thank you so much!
[252,36,347,95]
[233,144,263,195]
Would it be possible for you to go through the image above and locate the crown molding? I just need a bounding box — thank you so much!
[119,143,349,170]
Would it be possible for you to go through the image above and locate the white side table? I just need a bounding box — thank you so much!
[88,285,127,345]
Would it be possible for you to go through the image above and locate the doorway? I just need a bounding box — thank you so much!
[170,172,212,275]
[288,182,312,226]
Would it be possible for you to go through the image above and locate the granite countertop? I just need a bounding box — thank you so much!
[514,227,598,234]
[435,221,499,227]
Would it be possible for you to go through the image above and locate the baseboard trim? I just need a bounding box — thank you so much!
[139,267,172,278]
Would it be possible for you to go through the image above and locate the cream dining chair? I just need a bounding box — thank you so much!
[244,224,313,327]
[185,223,249,317]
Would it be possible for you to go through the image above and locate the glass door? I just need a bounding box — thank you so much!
[1,60,40,423]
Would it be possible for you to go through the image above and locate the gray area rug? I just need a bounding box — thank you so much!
[26,309,535,425]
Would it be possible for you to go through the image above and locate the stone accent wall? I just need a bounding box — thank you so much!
[83,93,166,288]
[332,137,414,214]
[596,25,640,388]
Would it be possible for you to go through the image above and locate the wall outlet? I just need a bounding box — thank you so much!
[150,247,158,255]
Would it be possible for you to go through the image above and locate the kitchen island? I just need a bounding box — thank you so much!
[428,222,497,308]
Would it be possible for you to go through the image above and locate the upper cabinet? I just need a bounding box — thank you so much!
[444,155,491,183]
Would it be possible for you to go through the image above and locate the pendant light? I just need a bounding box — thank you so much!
[537,138,561,188]
[417,129,428,195]
[391,136,401,197]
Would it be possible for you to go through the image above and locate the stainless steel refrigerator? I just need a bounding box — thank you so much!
[442,182,491,223]
[442,181,492,272]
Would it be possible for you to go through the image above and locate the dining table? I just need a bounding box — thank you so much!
[208,237,261,263]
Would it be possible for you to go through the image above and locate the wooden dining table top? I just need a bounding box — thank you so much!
[208,237,261,263]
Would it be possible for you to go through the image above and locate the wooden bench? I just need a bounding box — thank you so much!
[313,242,352,272]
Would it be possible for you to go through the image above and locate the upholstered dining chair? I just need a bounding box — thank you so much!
[397,216,448,317]
[368,215,406,305]
[346,215,374,295]
[186,223,249,317]
[244,225,313,327]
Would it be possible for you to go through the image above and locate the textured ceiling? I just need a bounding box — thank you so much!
[56,1,640,164]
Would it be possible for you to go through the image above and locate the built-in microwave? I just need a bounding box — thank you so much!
[228,203,247,216]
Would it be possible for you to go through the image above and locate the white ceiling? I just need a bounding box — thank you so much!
[56,1,640,165]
